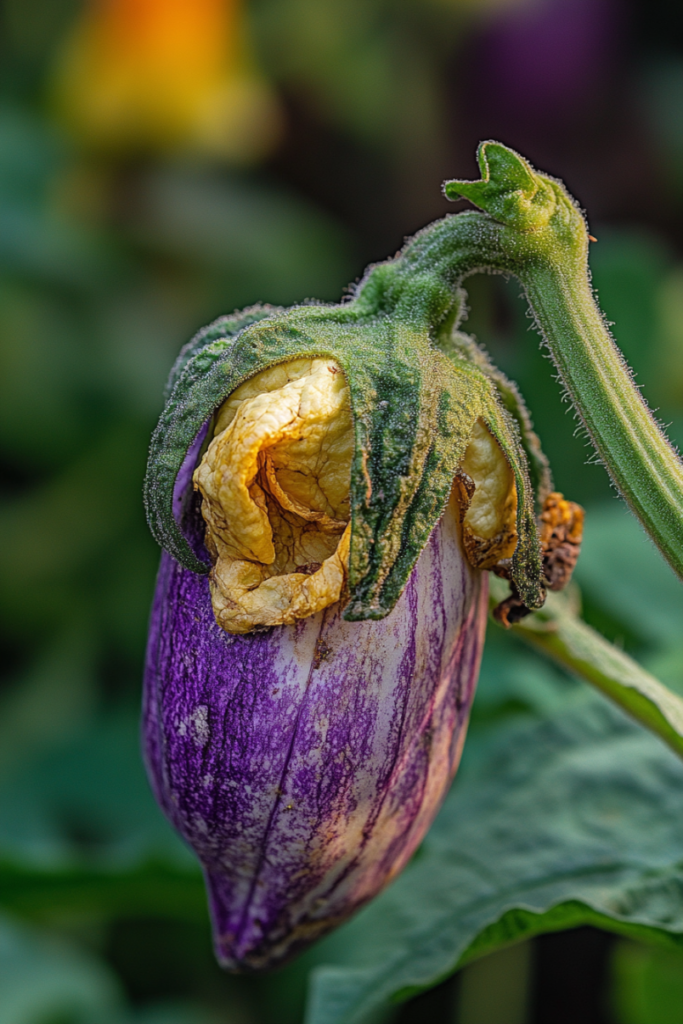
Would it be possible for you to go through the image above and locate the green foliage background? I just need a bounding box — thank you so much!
[1,1,683,1022]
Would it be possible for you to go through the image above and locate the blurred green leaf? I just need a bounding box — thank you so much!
[118,1005,223,1024]
[0,628,96,781]
[0,914,222,1024]
[132,166,355,307]
[588,232,670,398]
[0,423,150,632]
[611,939,683,1024]
[471,631,578,725]
[0,914,123,1024]
[640,58,683,201]
[305,696,683,1024]
[254,0,399,144]
[0,280,95,467]
[0,710,193,871]
[655,265,683,408]
[0,105,64,206]
[0,107,119,289]
[574,503,683,650]
[0,861,205,924]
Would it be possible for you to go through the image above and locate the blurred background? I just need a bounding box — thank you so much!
[1,1,683,1022]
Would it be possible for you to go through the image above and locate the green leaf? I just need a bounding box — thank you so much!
[0,860,205,923]
[304,696,683,1024]
[0,709,192,870]
[134,165,355,306]
[0,709,205,924]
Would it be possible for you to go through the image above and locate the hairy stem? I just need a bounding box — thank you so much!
[521,261,683,579]
[434,141,683,581]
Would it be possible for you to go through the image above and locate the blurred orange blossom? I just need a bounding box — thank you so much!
[51,0,281,161]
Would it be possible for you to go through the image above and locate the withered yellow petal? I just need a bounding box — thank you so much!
[194,359,353,633]
[194,366,519,633]
[459,418,518,569]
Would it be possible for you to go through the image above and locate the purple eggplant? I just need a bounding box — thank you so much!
[143,488,487,970]
[142,209,557,968]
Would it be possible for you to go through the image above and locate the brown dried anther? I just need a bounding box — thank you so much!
[492,492,584,628]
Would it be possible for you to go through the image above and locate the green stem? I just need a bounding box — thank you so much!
[438,141,683,582]
[489,576,683,762]
[521,262,683,579]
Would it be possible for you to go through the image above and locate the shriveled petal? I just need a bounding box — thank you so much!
[459,417,518,570]
[210,525,350,634]
[193,360,517,634]
[193,358,353,633]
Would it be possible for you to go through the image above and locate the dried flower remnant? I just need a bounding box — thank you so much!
[193,363,523,635]
[538,491,585,591]
[194,359,353,633]
[493,492,584,627]
[454,417,518,571]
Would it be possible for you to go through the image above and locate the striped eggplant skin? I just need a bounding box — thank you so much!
[143,488,487,972]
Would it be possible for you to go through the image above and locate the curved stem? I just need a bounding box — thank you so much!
[519,261,683,578]
[489,576,683,762]
[435,142,683,582]
[394,214,683,580]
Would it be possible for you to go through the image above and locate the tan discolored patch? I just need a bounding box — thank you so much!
[193,359,354,634]
[538,492,584,591]
[492,491,584,628]
[456,418,518,570]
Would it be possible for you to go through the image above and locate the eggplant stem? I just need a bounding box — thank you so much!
[489,575,683,762]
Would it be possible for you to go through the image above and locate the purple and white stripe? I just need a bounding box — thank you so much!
[143,492,487,970]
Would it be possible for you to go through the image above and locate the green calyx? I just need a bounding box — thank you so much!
[144,291,548,621]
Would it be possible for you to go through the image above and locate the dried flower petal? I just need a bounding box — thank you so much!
[458,417,518,570]
[193,363,519,634]
[194,358,353,632]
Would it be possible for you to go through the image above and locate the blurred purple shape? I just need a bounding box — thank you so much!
[477,0,619,112]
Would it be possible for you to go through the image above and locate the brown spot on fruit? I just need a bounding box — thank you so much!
[313,638,332,669]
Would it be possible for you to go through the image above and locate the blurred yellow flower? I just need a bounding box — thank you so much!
[51,0,281,161]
